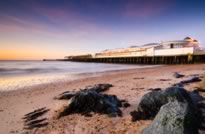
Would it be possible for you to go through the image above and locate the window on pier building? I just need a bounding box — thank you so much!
[170,44,174,48]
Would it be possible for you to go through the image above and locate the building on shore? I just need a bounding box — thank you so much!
[94,37,205,58]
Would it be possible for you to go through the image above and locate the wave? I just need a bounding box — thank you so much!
[0,68,60,74]
[0,61,155,78]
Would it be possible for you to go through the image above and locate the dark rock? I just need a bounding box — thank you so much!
[180,77,202,85]
[190,74,200,77]
[130,87,194,121]
[84,113,93,117]
[23,108,49,129]
[133,77,144,80]
[130,110,148,121]
[23,108,49,122]
[159,79,171,81]
[148,88,162,91]
[143,101,199,134]
[120,100,131,108]
[193,88,205,93]
[131,88,144,90]
[54,84,113,100]
[200,76,204,79]
[173,77,202,87]
[59,90,122,118]
[172,83,184,87]
[122,102,131,108]
[24,107,46,117]
[174,72,185,78]
[56,84,130,118]
[85,84,113,93]
[54,91,76,100]
[189,91,204,105]
[26,118,47,126]
[25,122,49,130]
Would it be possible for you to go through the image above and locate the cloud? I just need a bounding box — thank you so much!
[122,0,173,19]
[0,9,113,41]
[0,0,175,48]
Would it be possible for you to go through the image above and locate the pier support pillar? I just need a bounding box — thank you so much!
[188,54,193,64]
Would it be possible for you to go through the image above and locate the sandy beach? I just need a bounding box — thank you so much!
[1,64,205,134]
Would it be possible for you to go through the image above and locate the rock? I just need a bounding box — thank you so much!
[173,72,185,78]
[159,79,171,81]
[200,76,204,79]
[130,87,194,121]
[173,77,202,87]
[54,84,113,100]
[180,77,202,85]
[172,83,184,87]
[122,102,131,108]
[23,107,49,121]
[23,107,49,129]
[120,100,131,108]
[85,83,113,93]
[148,88,162,91]
[143,101,199,134]
[190,74,200,77]
[193,88,205,93]
[133,77,144,80]
[54,91,76,100]
[189,91,204,105]
[59,90,122,118]
[56,83,129,118]
[131,88,144,90]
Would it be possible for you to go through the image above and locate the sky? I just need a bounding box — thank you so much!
[0,0,205,60]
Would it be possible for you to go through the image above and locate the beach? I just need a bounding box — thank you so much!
[0,64,205,134]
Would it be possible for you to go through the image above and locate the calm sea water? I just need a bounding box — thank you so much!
[0,61,156,78]
[0,61,158,91]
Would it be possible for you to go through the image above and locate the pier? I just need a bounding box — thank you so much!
[46,37,205,64]
[65,54,205,64]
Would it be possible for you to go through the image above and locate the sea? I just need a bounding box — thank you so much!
[0,61,158,91]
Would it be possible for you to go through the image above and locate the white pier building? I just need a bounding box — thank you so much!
[95,37,205,58]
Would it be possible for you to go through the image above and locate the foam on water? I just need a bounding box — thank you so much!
[0,61,159,91]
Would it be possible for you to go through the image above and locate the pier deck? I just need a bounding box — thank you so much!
[64,54,205,64]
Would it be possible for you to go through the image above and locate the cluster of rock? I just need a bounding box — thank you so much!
[173,72,202,87]
[144,100,198,134]
[131,87,198,120]
[22,107,49,129]
[129,72,205,133]
[173,72,185,78]
[57,84,130,118]
[180,77,202,85]
[54,73,204,133]
[55,84,113,100]
[130,73,203,134]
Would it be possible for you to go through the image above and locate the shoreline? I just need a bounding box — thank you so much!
[0,64,205,134]
[0,64,161,92]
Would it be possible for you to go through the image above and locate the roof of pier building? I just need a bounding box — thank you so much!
[184,37,193,41]
[161,37,199,46]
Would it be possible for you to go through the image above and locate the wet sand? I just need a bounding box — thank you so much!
[0,64,205,134]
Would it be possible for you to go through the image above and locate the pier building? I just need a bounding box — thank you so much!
[64,37,205,64]
[95,37,204,58]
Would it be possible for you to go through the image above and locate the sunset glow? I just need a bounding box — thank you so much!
[0,0,205,60]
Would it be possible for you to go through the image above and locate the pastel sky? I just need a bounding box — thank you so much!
[0,0,205,60]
